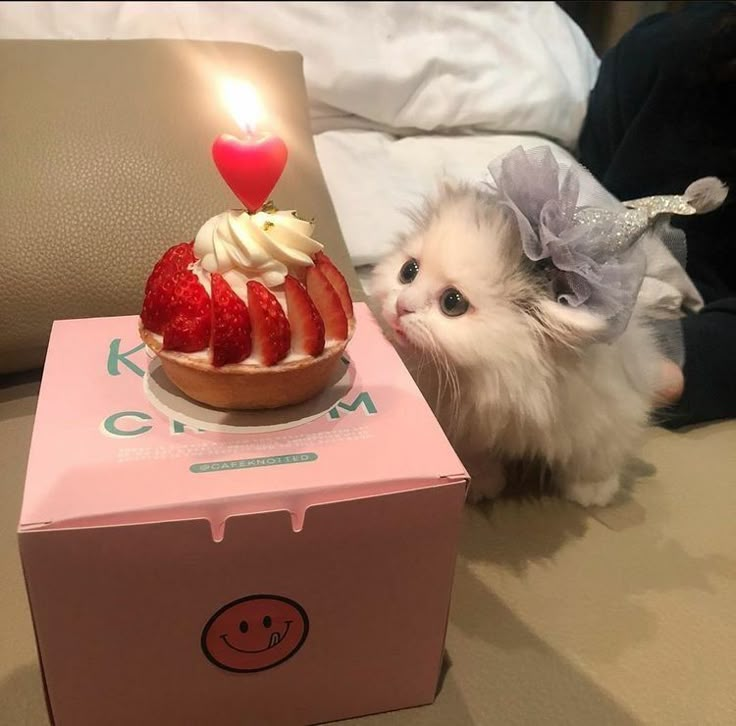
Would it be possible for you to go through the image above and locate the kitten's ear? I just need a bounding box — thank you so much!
[536,299,607,347]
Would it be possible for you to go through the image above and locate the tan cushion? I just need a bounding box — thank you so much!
[0,39,361,375]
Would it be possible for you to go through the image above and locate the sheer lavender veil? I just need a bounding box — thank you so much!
[480,145,726,365]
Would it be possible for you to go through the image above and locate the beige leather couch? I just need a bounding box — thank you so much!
[2,40,734,725]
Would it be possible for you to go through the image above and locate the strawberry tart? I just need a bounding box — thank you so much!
[139,203,355,410]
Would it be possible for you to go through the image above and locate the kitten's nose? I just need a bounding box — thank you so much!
[396,298,415,317]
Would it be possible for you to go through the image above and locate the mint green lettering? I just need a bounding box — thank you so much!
[328,392,377,419]
[190,453,317,473]
[104,411,152,437]
[171,420,206,435]
[108,339,146,378]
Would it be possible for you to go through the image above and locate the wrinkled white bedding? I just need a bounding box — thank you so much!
[315,130,579,266]
[0,1,600,266]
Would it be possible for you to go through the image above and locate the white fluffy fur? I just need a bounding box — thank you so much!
[371,183,663,507]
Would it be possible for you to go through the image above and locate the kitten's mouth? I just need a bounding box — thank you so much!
[392,325,409,344]
[390,318,411,346]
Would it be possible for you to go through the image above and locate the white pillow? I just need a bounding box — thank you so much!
[0,1,599,148]
[313,130,576,266]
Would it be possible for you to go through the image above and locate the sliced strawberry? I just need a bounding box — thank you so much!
[161,270,211,352]
[315,251,353,320]
[163,313,211,353]
[306,265,348,340]
[284,275,325,356]
[247,281,290,365]
[144,241,195,295]
[141,241,195,332]
[210,273,251,366]
[142,276,177,333]
[159,240,195,272]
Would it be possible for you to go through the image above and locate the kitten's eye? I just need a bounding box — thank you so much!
[399,258,419,284]
[439,287,470,317]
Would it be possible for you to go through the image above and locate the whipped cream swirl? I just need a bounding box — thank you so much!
[193,207,323,288]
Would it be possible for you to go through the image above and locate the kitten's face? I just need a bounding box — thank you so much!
[372,186,542,372]
[371,184,604,375]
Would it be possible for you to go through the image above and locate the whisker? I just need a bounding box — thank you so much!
[411,321,443,414]
[438,347,460,434]
[410,319,465,438]
[430,346,445,414]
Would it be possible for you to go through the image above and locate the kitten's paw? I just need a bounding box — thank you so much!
[466,464,506,505]
[563,474,621,508]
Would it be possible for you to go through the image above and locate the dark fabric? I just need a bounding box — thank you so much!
[577,2,736,428]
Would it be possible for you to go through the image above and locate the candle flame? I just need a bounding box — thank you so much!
[220,78,262,134]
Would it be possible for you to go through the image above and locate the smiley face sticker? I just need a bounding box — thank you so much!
[201,594,309,673]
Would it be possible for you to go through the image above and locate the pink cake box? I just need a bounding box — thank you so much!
[18,303,468,726]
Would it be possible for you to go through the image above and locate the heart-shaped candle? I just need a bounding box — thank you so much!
[212,79,288,214]
[212,133,287,213]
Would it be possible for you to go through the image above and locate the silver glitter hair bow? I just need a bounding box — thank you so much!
[482,145,728,342]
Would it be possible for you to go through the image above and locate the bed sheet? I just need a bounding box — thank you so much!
[315,130,575,268]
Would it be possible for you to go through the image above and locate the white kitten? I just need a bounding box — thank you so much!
[370,182,663,507]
